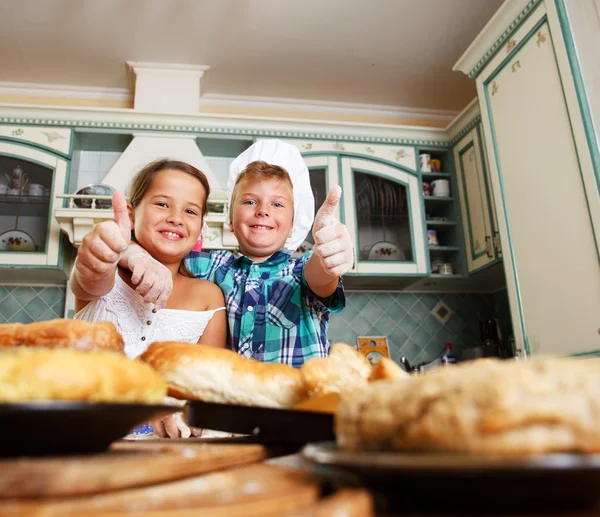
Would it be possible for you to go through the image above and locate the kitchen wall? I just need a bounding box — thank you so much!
[329,291,510,365]
[0,284,511,366]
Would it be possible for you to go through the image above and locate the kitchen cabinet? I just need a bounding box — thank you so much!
[281,141,429,276]
[454,0,600,356]
[453,124,500,273]
[0,126,71,277]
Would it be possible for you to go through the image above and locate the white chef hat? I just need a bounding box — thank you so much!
[227,139,315,251]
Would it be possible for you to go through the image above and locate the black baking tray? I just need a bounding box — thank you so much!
[0,402,174,457]
[186,401,335,444]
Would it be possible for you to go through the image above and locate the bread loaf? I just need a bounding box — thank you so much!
[0,347,166,403]
[0,319,124,353]
[140,342,305,408]
[336,357,600,455]
[300,343,372,398]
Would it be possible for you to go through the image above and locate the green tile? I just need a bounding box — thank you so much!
[396,293,417,312]
[407,300,430,323]
[398,339,421,364]
[398,313,419,335]
[0,295,21,320]
[372,313,396,336]
[389,327,408,348]
[418,294,440,311]
[9,309,34,324]
[39,287,63,306]
[361,300,383,325]
[349,293,370,311]
[0,286,9,302]
[422,314,443,336]
[11,287,37,308]
[24,297,50,320]
[386,300,406,320]
[350,313,371,336]
[38,307,60,321]
[412,326,433,349]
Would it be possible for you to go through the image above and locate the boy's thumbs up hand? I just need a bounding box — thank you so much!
[311,185,354,278]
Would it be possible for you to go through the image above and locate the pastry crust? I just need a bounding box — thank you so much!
[140,342,305,408]
[300,343,372,398]
[0,347,166,403]
[368,357,409,382]
[0,319,124,353]
[336,357,600,455]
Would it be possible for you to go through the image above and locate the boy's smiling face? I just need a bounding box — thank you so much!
[229,177,294,262]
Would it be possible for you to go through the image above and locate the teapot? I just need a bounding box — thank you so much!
[5,164,28,190]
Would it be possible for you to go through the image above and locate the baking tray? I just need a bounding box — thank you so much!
[0,402,174,457]
[186,401,335,444]
[303,442,600,512]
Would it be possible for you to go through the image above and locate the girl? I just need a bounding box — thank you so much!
[71,159,226,437]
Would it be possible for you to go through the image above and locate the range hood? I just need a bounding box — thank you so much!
[56,62,236,248]
[103,61,218,191]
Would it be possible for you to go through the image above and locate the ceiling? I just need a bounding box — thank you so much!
[0,0,504,112]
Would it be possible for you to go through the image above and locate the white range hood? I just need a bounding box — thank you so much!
[102,61,218,191]
[56,62,236,248]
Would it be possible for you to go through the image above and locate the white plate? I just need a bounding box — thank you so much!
[367,241,405,261]
[0,230,37,251]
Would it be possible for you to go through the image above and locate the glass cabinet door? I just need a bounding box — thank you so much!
[0,140,67,267]
[294,156,339,257]
[341,157,427,275]
[0,155,53,254]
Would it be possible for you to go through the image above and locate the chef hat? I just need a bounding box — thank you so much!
[227,139,315,251]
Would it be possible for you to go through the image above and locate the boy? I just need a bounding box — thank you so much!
[121,140,354,367]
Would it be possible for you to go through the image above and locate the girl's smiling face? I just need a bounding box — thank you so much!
[229,177,294,262]
[129,169,206,267]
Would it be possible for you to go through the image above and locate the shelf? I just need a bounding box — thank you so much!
[426,220,457,227]
[428,246,460,252]
[424,196,453,202]
[429,273,464,279]
[421,172,451,179]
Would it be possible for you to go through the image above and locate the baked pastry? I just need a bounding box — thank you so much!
[140,342,305,408]
[300,343,372,398]
[368,357,409,382]
[0,319,124,353]
[336,357,600,455]
[0,347,166,403]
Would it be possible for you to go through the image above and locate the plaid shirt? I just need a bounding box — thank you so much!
[185,249,345,367]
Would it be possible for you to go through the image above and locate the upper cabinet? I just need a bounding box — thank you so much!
[454,0,600,357]
[283,142,429,276]
[453,123,501,273]
[0,126,72,277]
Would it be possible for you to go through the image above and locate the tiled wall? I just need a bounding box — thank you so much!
[74,151,121,190]
[328,291,508,366]
[0,284,512,367]
[0,285,66,323]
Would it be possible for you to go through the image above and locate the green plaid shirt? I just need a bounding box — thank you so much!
[185,249,345,367]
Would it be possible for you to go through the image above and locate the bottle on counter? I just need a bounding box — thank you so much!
[441,342,457,365]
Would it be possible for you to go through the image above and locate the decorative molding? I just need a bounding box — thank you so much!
[446,98,481,145]
[0,82,458,125]
[199,93,459,123]
[0,104,451,146]
[453,0,543,79]
[449,115,482,147]
[0,81,132,102]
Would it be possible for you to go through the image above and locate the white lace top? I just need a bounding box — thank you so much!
[74,273,225,359]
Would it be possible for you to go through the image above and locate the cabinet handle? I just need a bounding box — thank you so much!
[485,236,494,258]
[493,231,502,254]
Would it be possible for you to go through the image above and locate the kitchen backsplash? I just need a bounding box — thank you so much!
[329,291,510,365]
[0,284,511,367]
[0,285,66,323]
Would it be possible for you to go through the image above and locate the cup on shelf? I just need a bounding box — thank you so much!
[419,154,432,172]
[431,179,450,197]
[422,181,431,197]
[26,183,45,197]
[438,263,454,275]
[430,159,442,172]
[431,255,444,273]
[0,184,8,195]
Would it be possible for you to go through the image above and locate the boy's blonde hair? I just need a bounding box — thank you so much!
[229,160,294,219]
